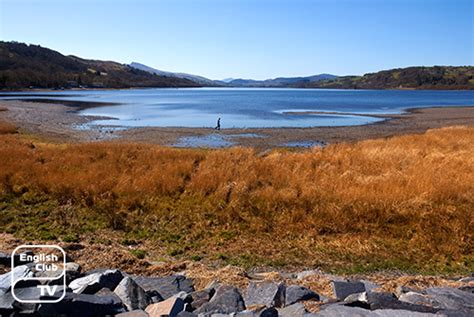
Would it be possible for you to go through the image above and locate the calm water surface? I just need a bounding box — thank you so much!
[1,88,473,128]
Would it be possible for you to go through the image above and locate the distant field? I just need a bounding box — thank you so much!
[0,126,472,274]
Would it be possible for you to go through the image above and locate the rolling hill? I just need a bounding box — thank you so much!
[227,74,337,87]
[297,66,474,90]
[0,42,200,89]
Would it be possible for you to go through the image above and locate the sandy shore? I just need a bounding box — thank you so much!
[0,100,473,147]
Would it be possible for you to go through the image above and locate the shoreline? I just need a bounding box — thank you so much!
[0,99,473,147]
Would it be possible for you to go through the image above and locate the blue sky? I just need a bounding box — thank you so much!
[0,0,472,79]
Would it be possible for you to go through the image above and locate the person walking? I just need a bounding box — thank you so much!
[215,117,221,130]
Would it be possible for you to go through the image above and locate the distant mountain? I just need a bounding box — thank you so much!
[129,62,221,86]
[0,41,200,89]
[297,66,474,90]
[221,78,235,83]
[227,74,337,87]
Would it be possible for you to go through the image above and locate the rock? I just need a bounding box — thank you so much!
[424,287,474,313]
[176,311,197,317]
[0,252,11,266]
[457,276,474,283]
[173,290,193,303]
[245,281,285,308]
[134,275,194,299]
[344,291,439,313]
[38,292,126,316]
[0,250,35,267]
[64,262,83,283]
[458,286,474,294]
[399,292,443,309]
[236,311,259,317]
[260,306,279,317]
[116,310,150,317]
[285,285,320,305]
[396,286,421,297]
[147,290,165,304]
[69,269,124,294]
[293,270,322,280]
[316,304,441,316]
[194,285,245,315]
[114,277,151,311]
[189,288,215,311]
[277,302,308,317]
[96,287,123,300]
[361,280,380,292]
[145,296,185,317]
[0,286,40,313]
[40,263,81,286]
[234,305,278,317]
[316,305,372,316]
[0,265,33,292]
[332,280,366,301]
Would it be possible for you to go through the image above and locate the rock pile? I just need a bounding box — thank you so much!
[0,252,473,316]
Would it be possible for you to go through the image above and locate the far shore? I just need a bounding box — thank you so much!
[0,99,473,148]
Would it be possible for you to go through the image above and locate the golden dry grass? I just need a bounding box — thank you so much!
[0,126,473,273]
[0,121,17,134]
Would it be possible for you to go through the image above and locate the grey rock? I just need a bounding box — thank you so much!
[0,252,10,266]
[332,280,365,300]
[65,262,82,273]
[361,280,381,292]
[64,262,83,283]
[260,307,278,317]
[177,311,198,317]
[316,304,441,316]
[233,306,278,317]
[147,290,165,304]
[235,311,259,317]
[96,287,123,301]
[344,291,439,313]
[38,292,126,316]
[145,296,185,317]
[277,302,308,317]
[425,287,474,312]
[286,285,320,305]
[458,285,474,294]
[174,290,193,303]
[396,286,422,297]
[190,288,215,311]
[114,276,151,311]
[39,262,82,287]
[294,270,323,280]
[0,251,34,267]
[245,281,285,308]
[316,305,372,316]
[116,310,150,317]
[195,285,245,315]
[399,291,443,309]
[68,269,123,294]
[0,265,33,292]
[134,275,194,299]
[457,276,474,283]
[0,286,41,313]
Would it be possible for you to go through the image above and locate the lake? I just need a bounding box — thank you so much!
[1,88,473,128]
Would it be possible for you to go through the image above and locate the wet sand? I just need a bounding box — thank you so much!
[0,99,473,147]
